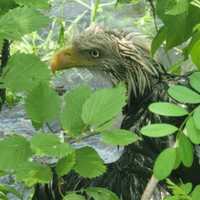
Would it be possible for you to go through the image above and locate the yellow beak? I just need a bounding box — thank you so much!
[51,48,75,73]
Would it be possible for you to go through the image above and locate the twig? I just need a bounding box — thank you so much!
[141,175,159,200]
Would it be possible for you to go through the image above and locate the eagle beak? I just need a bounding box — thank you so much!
[51,48,74,73]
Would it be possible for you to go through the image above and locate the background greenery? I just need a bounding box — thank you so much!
[1,0,200,200]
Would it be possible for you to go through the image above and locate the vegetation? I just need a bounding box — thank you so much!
[1,0,200,200]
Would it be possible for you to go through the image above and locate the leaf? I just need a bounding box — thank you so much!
[30,133,73,158]
[25,82,60,125]
[151,26,166,56]
[189,72,200,93]
[101,129,139,146]
[178,134,193,167]
[82,84,126,128]
[15,0,49,9]
[0,7,50,40]
[73,147,106,178]
[0,135,32,171]
[149,102,188,116]
[2,53,51,92]
[60,85,92,137]
[56,153,76,177]
[165,0,189,15]
[141,123,178,137]
[0,0,17,16]
[85,187,119,200]
[185,117,200,144]
[180,182,192,194]
[153,148,176,180]
[191,40,200,70]
[191,185,200,200]
[156,0,200,49]
[15,161,52,187]
[168,85,200,104]
[193,105,200,129]
[64,193,85,200]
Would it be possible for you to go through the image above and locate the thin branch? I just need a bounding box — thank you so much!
[141,175,159,200]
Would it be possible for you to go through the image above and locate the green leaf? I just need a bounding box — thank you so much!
[149,102,188,116]
[64,193,85,200]
[173,148,181,169]
[180,182,192,194]
[30,133,73,158]
[2,53,51,92]
[82,84,126,128]
[14,0,49,9]
[15,161,52,186]
[73,147,106,178]
[191,40,200,70]
[141,123,178,137]
[189,72,200,93]
[0,135,32,171]
[165,0,189,15]
[193,105,200,129]
[25,82,60,125]
[85,187,119,200]
[56,153,76,177]
[151,26,166,56]
[61,85,92,137]
[191,185,200,200]
[185,117,200,144]
[0,0,17,16]
[0,7,50,40]
[153,148,176,180]
[168,85,200,104]
[178,134,193,167]
[101,129,139,146]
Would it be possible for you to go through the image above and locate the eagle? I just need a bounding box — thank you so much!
[35,26,200,200]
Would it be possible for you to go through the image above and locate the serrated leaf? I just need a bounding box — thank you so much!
[101,129,139,146]
[141,123,178,137]
[15,0,49,9]
[64,193,85,200]
[193,105,200,130]
[61,85,92,137]
[178,134,193,167]
[56,153,76,177]
[73,147,106,178]
[0,135,32,171]
[30,133,73,158]
[0,7,50,40]
[149,102,188,116]
[85,187,119,200]
[2,53,51,92]
[25,82,60,125]
[15,161,52,187]
[151,26,166,56]
[153,148,176,180]
[82,84,126,128]
[189,72,200,93]
[185,117,200,144]
[192,185,200,200]
[168,85,200,104]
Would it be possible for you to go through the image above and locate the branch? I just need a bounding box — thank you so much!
[141,175,159,200]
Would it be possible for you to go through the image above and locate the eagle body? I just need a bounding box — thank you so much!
[34,26,199,200]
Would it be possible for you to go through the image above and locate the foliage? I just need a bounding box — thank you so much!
[1,0,200,199]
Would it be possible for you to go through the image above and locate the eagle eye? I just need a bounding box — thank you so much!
[90,49,100,58]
